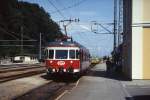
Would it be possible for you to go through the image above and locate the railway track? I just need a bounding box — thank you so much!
[0,64,45,83]
[14,78,78,100]
[0,66,43,73]
[0,64,43,70]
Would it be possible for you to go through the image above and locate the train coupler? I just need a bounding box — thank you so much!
[66,67,74,73]
[58,67,64,73]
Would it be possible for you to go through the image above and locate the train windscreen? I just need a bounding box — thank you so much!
[49,50,54,59]
[69,50,75,59]
[56,50,68,59]
[44,49,48,59]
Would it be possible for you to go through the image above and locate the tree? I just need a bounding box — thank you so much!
[0,0,63,57]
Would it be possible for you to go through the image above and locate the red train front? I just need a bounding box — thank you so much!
[44,41,90,75]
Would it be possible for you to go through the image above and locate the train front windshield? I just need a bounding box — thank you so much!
[55,50,68,59]
[46,49,79,59]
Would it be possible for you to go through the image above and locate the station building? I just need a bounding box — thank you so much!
[123,0,150,79]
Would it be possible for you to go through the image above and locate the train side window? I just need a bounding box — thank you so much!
[76,50,80,59]
[81,50,83,61]
[45,50,48,58]
[84,53,86,61]
[82,51,84,60]
[49,50,54,59]
[79,50,83,60]
[69,50,75,59]
[85,54,87,61]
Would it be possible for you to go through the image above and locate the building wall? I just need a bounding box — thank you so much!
[143,28,150,79]
[143,0,150,22]
[132,0,143,79]
[142,0,150,79]
[123,0,150,79]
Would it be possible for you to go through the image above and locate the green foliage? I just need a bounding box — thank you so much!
[0,0,63,57]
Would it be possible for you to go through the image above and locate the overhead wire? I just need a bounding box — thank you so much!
[74,31,99,56]
[47,0,66,19]
[11,31,35,40]
[74,22,113,47]
[0,27,19,40]
[72,23,97,48]
[78,30,113,57]
[55,0,72,17]
[0,26,36,40]
[51,0,88,14]
[54,0,74,36]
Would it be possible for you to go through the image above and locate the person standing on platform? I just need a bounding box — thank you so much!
[106,58,112,74]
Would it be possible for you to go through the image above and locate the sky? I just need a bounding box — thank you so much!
[21,0,114,57]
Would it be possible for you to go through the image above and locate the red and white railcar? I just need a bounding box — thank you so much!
[44,41,91,75]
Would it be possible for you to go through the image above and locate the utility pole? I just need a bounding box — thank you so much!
[21,26,24,55]
[113,0,118,65]
[39,33,42,60]
[114,0,117,50]
[63,24,68,36]
[118,0,123,45]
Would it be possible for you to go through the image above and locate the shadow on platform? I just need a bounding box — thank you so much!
[86,67,129,81]
[126,95,150,100]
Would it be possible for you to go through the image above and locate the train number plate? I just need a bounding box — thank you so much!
[57,61,65,65]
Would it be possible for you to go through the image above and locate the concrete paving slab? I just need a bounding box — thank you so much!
[122,80,150,100]
[59,63,128,100]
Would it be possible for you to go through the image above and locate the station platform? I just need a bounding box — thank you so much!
[59,63,130,100]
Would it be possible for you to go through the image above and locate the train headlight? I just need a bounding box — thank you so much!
[70,61,73,63]
[60,42,63,45]
[52,69,55,72]
[50,61,53,63]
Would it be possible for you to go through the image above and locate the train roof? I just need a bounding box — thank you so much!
[47,41,82,47]
[46,41,89,51]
